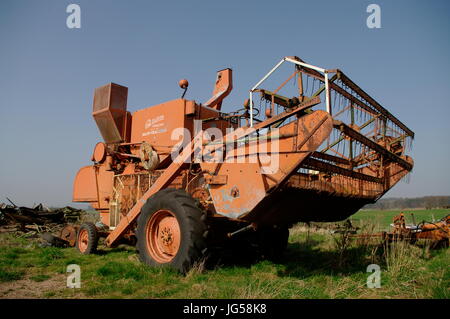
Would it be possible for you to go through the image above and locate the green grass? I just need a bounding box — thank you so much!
[0,269,25,282]
[0,208,448,299]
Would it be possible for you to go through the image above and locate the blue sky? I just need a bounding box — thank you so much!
[0,0,449,207]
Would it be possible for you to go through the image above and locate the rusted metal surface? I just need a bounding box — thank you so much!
[295,66,414,138]
[337,71,414,138]
[60,225,79,247]
[302,157,384,184]
[92,83,129,143]
[266,111,333,193]
[333,120,413,171]
[204,69,233,110]
[415,215,450,243]
[92,142,107,163]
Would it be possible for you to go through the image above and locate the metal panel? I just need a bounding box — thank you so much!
[92,83,128,143]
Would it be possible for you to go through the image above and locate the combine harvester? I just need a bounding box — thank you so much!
[70,56,414,272]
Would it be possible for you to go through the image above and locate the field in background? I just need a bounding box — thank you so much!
[351,209,449,231]
[0,209,448,299]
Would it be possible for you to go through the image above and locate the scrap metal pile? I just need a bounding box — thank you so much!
[0,198,85,238]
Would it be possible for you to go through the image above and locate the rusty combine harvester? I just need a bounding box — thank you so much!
[71,56,414,272]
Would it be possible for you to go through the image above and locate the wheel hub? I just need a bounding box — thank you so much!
[146,210,181,263]
[161,227,174,245]
[78,229,89,253]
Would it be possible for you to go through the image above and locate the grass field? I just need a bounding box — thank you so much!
[0,209,448,299]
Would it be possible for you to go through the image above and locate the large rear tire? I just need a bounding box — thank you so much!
[136,188,207,273]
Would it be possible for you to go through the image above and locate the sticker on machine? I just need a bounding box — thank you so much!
[143,115,167,136]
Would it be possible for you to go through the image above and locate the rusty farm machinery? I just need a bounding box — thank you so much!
[67,56,415,272]
[378,213,449,248]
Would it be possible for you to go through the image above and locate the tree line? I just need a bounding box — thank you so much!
[364,196,450,210]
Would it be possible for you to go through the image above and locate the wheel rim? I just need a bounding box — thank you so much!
[78,229,89,253]
[146,209,181,263]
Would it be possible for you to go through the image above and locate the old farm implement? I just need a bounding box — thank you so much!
[336,213,450,249]
[70,56,414,272]
[382,213,449,247]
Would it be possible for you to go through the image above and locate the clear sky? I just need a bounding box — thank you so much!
[1,0,449,207]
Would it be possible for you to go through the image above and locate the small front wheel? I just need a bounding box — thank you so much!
[76,222,99,254]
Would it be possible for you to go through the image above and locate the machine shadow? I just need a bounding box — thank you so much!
[204,240,374,279]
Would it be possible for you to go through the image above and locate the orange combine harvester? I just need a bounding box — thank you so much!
[70,56,414,272]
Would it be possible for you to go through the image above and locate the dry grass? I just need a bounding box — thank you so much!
[185,258,207,278]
